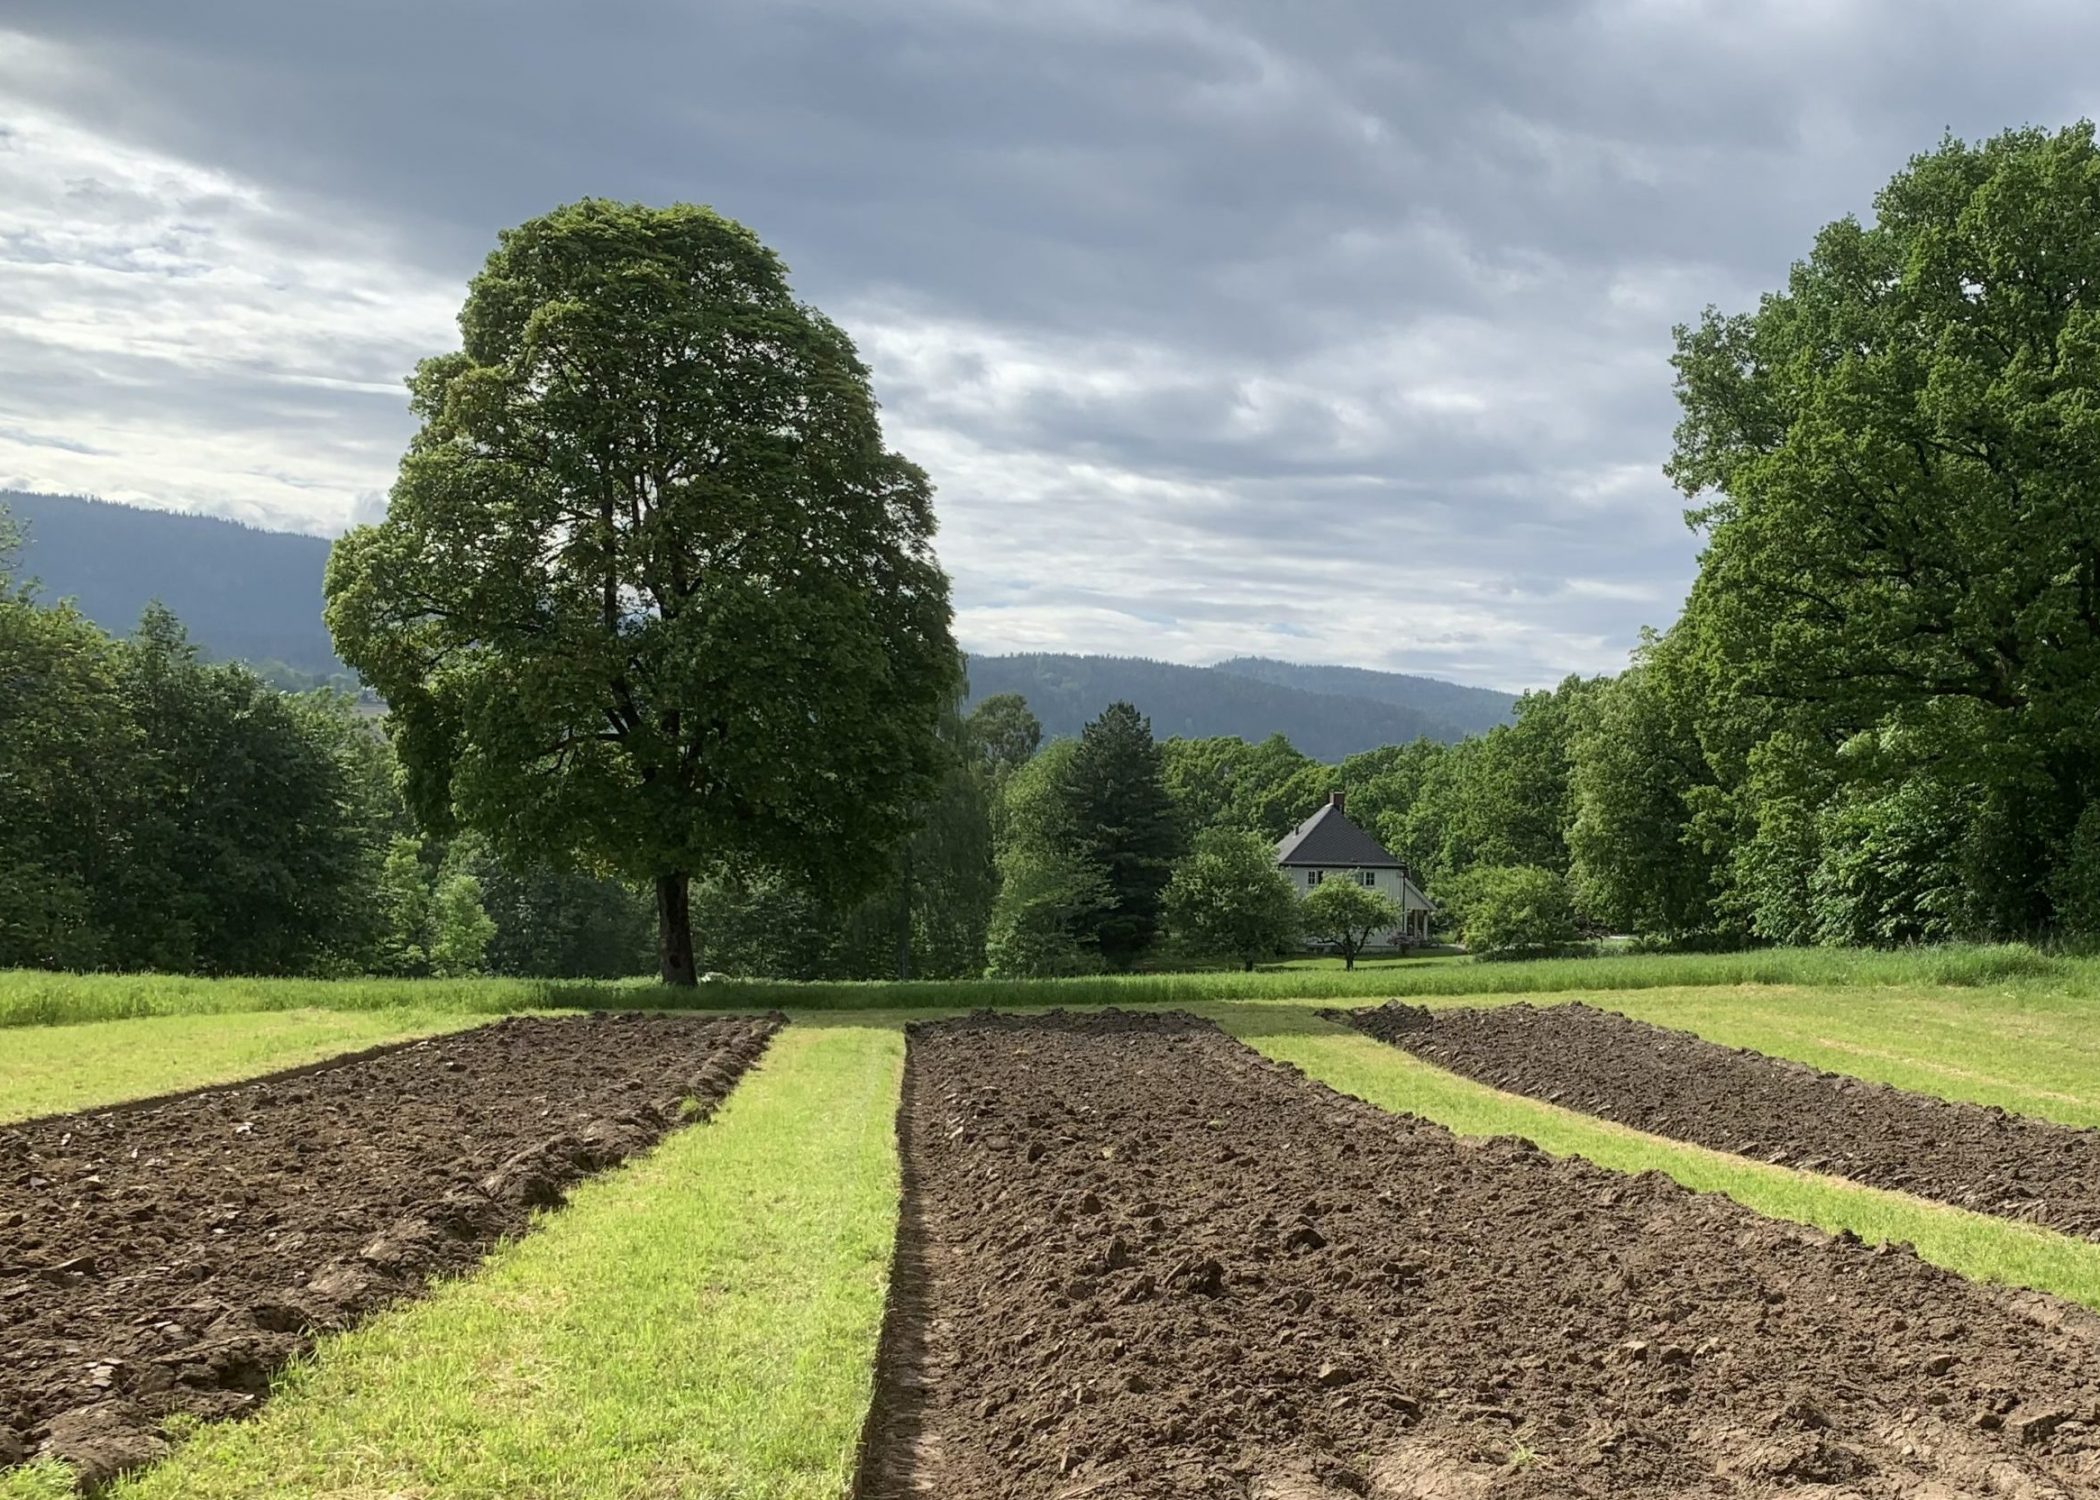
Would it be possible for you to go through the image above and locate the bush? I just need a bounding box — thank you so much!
[1164,829,1302,971]
[1458,865,1579,958]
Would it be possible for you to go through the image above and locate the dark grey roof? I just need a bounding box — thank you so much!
[1274,803,1403,868]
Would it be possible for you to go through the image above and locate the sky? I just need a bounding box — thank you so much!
[2,2,2096,691]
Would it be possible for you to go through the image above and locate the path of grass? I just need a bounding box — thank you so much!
[0,1008,489,1123]
[6,941,2093,1027]
[1209,1003,2100,1313]
[2,1020,904,1500]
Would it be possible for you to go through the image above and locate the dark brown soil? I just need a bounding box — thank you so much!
[1340,1001,2100,1239]
[859,1009,2100,1499]
[0,1011,779,1487]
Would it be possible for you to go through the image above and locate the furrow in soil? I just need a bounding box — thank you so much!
[0,1010,781,1487]
[860,1007,2100,1499]
[1340,1000,2100,1240]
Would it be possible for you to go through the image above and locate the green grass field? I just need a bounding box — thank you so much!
[1,940,2087,1028]
[4,1021,904,1500]
[0,1007,490,1123]
[7,951,2100,1494]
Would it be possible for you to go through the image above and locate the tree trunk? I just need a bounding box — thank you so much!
[656,871,698,987]
[1343,939,1357,971]
[895,843,914,981]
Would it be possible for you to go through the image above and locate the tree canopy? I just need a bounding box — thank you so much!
[1660,122,2100,943]
[326,200,957,982]
[1164,828,1301,970]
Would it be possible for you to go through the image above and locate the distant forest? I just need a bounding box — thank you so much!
[7,492,1516,756]
[966,655,1514,759]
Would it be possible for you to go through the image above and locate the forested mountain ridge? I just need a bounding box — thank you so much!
[1212,657,1517,738]
[4,490,344,676]
[964,653,1515,759]
[5,491,1518,756]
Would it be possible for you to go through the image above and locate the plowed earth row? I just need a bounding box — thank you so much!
[859,1010,2100,1498]
[0,1011,779,1487]
[1341,1001,2100,1240]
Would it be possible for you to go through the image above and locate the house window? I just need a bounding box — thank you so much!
[1306,870,1323,886]
[1358,871,1377,888]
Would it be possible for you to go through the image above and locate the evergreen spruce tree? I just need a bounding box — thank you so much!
[1060,701,1182,968]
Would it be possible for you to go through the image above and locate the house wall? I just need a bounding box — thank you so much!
[1286,866,1433,948]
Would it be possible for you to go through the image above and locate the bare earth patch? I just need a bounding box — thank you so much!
[1340,1001,2100,1238]
[859,1009,2100,1498]
[0,1011,779,1487]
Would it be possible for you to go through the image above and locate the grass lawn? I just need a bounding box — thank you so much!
[0,1018,906,1500]
[1591,984,2100,1129]
[8,941,2097,1027]
[0,1007,491,1123]
[1210,1000,2100,1313]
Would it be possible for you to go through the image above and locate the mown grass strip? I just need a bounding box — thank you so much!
[11,1020,904,1500]
[5,941,2092,1028]
[0,1008,491,1124]
[1209,1003,2100,1313]
[1591,985,2100,1127]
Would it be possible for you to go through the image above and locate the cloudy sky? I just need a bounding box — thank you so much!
[2,2,2094,690]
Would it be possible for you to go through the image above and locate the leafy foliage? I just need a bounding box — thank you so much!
[1164,829,1302,970]
[1660,123,2100,945]
[325,200,956,983]
[1299,879,1401,970]
[1454,865,1579,958]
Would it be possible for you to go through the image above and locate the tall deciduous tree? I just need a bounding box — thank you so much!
[1668,123,2100,934]
[1062,701,1182,968]
[326,200,957,984]
[967,693,1042,776]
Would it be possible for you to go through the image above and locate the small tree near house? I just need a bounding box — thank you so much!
[1300,879,1402,970]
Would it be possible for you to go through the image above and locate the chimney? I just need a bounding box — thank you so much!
[1329,791,1345,814]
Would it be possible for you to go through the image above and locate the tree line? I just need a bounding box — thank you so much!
[0,524,654,977]
[13,123,2100,979]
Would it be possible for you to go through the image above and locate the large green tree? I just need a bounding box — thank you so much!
[1299,879,1400,970]
[1164,828,1302,970]
[326,200,957,983]
[1668,123,2100,935]
[967,693,1042,776]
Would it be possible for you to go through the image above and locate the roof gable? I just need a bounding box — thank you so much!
[1274,802,1402,867]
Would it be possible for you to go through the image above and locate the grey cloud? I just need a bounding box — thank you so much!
[3,2,2097,687]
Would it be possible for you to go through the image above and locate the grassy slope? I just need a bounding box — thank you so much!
[0,1008,487,1123]
[2,1021,905,1500]
[4,942,2091,1027]
[1211,1003,2100,1312]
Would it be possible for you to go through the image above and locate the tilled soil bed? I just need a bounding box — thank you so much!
[1339,1001,2100,1240]
[1,1010,779,1486]
[860,1009,2100,1498]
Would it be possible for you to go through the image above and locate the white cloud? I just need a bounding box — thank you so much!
[0,45,455,532]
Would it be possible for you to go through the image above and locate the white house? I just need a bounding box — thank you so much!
[1275,793,1435,948]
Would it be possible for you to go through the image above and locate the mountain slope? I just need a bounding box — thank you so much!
[3,492,1520,755]
[964,653,1503,759]
[4,490,343,675]
[1212,656,1518,737]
